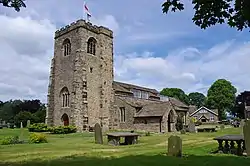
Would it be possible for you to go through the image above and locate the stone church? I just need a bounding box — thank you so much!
[45,19,190,133]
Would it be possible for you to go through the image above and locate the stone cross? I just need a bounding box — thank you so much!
[243,120,250,156]
[27,120,31,128]
[20,122,23,128]
[167,135,182,157]
[94,123,103,144]
[188,120,196,133]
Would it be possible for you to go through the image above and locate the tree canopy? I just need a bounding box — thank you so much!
[206,79,237,120]
[231,91,250,118]
[188,92,206,108]
[162,0,250,31]
[0,99,46,127]
[160,87,189,105]
[0,0,26,12]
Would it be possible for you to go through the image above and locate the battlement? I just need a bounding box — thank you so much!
[55,19,113,39]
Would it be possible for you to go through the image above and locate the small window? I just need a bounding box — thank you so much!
[120,107,125,122]
[90,67,93,73]
[210,116,214,121]
[87,37,97,55]
[63,38,71,56]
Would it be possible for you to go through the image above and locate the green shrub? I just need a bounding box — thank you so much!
[145,131,151,136]
[1,136,23,145]
[28,123,48,132]
[49,125,77,134]
[29,133,48,143]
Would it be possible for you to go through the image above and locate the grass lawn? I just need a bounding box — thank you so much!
[0,127,249,166]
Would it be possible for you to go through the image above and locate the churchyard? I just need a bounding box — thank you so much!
[0,122,250,166]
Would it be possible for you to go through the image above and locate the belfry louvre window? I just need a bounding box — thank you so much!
[120,107,125,122]
[87,37,97,55]
[63,38,71,56]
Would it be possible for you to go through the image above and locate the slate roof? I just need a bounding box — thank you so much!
[113,81,159,95]
[134,102,172,117]
[190,106,218,116]
[113,81,190,117]
[169,97,189,110]
[188,105,197,114]
[116,95,188,118]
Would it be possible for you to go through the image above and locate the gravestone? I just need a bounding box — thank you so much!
[27,120,31,128]
[188,120,196,133]
[20,122,23,128]
[240,120,245,134]
[243,120,250,156]
[94,123,103,144]
[167,135,182,157]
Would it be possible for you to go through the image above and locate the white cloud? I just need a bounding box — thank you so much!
[0,15,56,102]
[114,40,250,95]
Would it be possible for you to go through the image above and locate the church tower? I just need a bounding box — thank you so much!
[46,19,114,131]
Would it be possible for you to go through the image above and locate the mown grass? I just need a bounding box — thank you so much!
[0,127,249,166]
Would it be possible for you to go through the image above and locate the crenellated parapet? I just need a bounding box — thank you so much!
[55,19,113,39]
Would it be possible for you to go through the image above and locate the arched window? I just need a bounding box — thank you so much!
[63,38,71,56]
[87,37,97,55]
[60,87,70,107]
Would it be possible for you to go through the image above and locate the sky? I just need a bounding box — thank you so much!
[0,0,250,103]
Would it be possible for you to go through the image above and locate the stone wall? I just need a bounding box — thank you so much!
[134,117,162,132]
[47,20,113,131]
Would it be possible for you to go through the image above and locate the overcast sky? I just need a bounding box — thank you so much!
[0,0,249,103]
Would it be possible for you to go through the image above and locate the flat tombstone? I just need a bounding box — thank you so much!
[188,120,196,133]
[94,123,103,144]
[27,120,31,128]
[167,135,182,157]
[243,120,250,156]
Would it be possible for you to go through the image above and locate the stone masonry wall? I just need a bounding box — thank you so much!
[47,20,113,132]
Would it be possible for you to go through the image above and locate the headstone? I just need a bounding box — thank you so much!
[27,120,31,128]
[240,120,245,134]
[167,135,182,157]
[243,120,250,156]
[20,122,23,128]
[3,120,6,126]
[102,125,109,133]
[188,120,196,133]
[220,124,225,130]
[94,123,103,144]
[240,120,245,127]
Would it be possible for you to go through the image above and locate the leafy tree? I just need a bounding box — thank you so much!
[14,111,34,127]
[33,105,46,123]
[0,0,26,12]
[162,0,250,31]
[231,91,250,118]
[160,88,189,105]
[206,79,237,121]
[0,99,46,124]
[188,92,206,108]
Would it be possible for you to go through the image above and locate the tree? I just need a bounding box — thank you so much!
[231,91,250,118]
[14,111,34,127]
[188,92,206,108]
[0,0,26,12]
[206,79,237,121]
[162,0,250,31]
[160,88,189,105]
